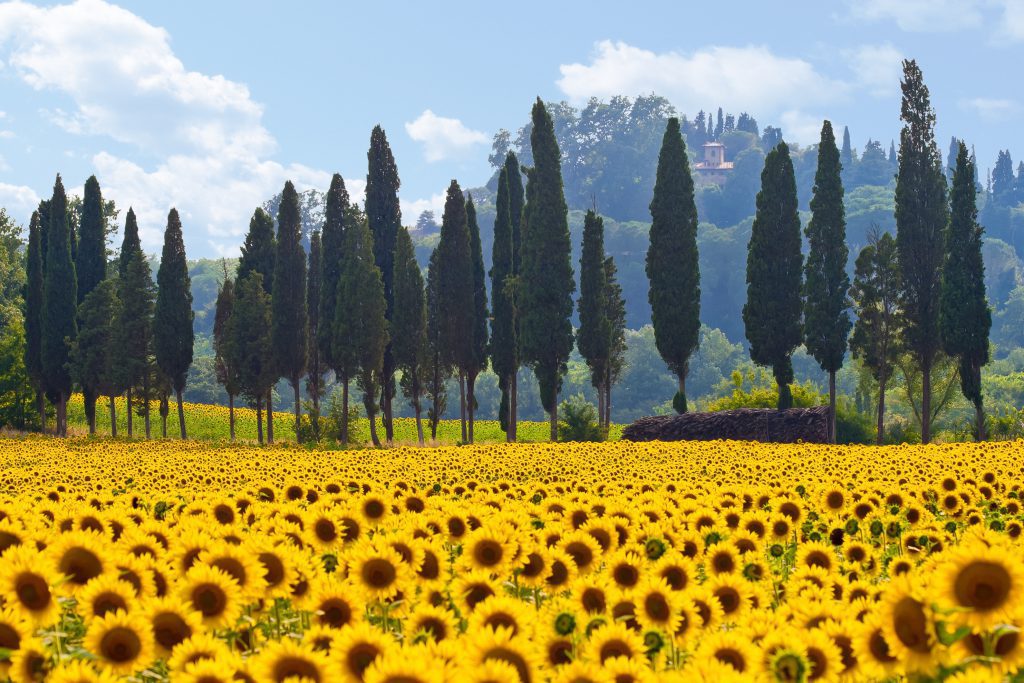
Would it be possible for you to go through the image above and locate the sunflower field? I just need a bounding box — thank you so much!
[0,437,1021,682]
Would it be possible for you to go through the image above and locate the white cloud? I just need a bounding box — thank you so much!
[960,97,1020,122]
[844,43,904,97]
[0,182,40,216]
[405,110,488,162]
[0,0,328,252]
[847,0,986,32]
[557,41,846,114]
[401,190,446,222]
[777,111,830,146]
[997,0,1024,41]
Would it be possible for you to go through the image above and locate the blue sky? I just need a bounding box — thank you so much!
[0,0,1021,256]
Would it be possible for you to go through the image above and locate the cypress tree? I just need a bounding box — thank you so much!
[434,181,474,441]
[940,143,991,440]
[647,117,701,413]
[392,227,428,445]
[578,209,611,422]
[504,152,525,439]
[76,176,106,430]
[743,142,804,409]
[850,232,903,444]
[803,121,851,442]
[425,248,449,441]
[41,174,77,436]
[520,99,575,440]
[466,194,488,444]
[505,152,525,279]
[114,208,155,438]
[319,174,349,373]
[841,126,853,168]
[895,59,948,444]
[213,271,239,441]
[153,208,194,439]
[228,272,273,444]
[366,126,402,442]
[271,181,308,440]
[73,279,121,434]
[490,167,517,441]
[306,229,323,442]
[604,255,627,428]
[237,207,276,442]
[23,211,45,431]
[333,214,387,447]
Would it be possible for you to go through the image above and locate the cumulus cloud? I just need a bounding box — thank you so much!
[960,97,1020,122]
[0,0,328,252]
[844,43,904,97]
[557,41,846,115]
[0,182,40,217]
[405,110,488,162]
[846,0,986,32]
[401,190,447,223]
[997,0,1024,41]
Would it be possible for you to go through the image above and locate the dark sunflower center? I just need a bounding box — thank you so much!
[273,656,320,682]
[319,598,352,628]
[193,583,227,616]
[715,647,746,672]
[954,561,1011,611]
[346,643,381,677]
[15,573,50,610]
[259,553,285,587]
[60,547,102,585]
[486,646,532,682]
[644,593,670,621]
[93,592,127,618]
[474,540,503,567]
[101,626,141,662]
[362,558,397,589]
[153,612,192,650]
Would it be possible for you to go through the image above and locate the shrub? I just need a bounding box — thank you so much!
[557,394,605,442]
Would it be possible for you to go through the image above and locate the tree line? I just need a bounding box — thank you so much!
[21,60,991,445]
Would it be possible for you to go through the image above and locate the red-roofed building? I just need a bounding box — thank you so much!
[693,141,734,185]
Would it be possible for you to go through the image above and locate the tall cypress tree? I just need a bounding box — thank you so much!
[895,59,948,444]
[319,174,349,374]
[392,227,428,445]
[466,194,488,444]
[366,126,402,442]
[271,181,308,440]
[425,248,449,441]
[520,98,575,440]
[333,214,387,447]
[505,152,525,280]
[213,271,239,441]
[237,207,276,442]
[23,210,45,431]
[70,279,120,436]
[647,117,701,413]
[940,143,991,440]
[153,208,194,439]
[841,125,853,168]
[114,207,154,438]
[306,229,324,442]
[604,255,627,428]
[435,181,474,441]
[76,176,106,431]
[41,174,77,437]
[504,152,525,439]
[228,272,273,444]
[490,167,517,441]
[578,209,611,422]
[804,121,851,442]
[743,142,804,409]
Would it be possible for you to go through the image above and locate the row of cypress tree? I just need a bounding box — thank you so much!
[24,175,194,438]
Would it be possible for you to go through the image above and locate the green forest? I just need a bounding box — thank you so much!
[2,59,1021,444]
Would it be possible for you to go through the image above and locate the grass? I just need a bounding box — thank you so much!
[66,394,623,445]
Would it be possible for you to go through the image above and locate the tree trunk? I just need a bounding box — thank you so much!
[549,385,558,442]
[921,359,931,444]
[126,387,134,437]
[161,408,167,438]
[369,409,381,447]
[877,381,886,446]
[341,379,349,447]
[606,383,613,429]
[85,388,96,435]
[597,382,605,430]
[228,394,235,442]
[828,370,837,445]
[509,373,518,442]
[57,394,67,437]
[143,374,151,440]
[176,387,187,440]
[459,372,467,443]
[430,386,439,441]
[384,379,394,444]
[293,380,301,443]
[414,397,424,446]
[976,401,985,442]
[678,374,687,415]
[35,389,46,434]
[256,394,264,445]
[267,389,274,444]
[311,382,320,443]
[109,395,117,437]
[467,372,477,444]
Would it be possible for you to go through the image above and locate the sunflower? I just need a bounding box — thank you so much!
[452,570,501,615]
[635,577,679,633]
[462,625,544,683]
[819,618,859,682]
[544,548,578,592]
[558,531,602,575]
[359,494,391,527]
[695,629,760,676]
[801,627,843,683]
[349,542,408,602]
[332,622,395,683]
[469,596,535,638]
[549,659,613,683]
[935,539,1024,630]
[197,540,268,601]
[757,628,809,683]
[251,637,339,683]
[79,574,139,622]
[83,610,154,677]
[0,545,61,626]
[955,626,1024,675]
[878,575,940,674]
[602,656,658,683]
[462,526,516,576]
[305,508,343,552]
[796,541,837,573]
[707,544,739,576]
[407,603,460,644]
[451,659,521,683]
[605,549,644,592]
[362,646,446,683]
[171,657,242,683]
[0,608,29,681]
[310,576,364,630]
[167,633,232,672]
[707,574,753,623]
[852,615,899,681]
[586,620,646,664]
[144,595,203,658]
[516,545,549,589]
[48,531,109,595]
[253,542,298,599]
[179,563,243,630]
[46,660,120,683]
